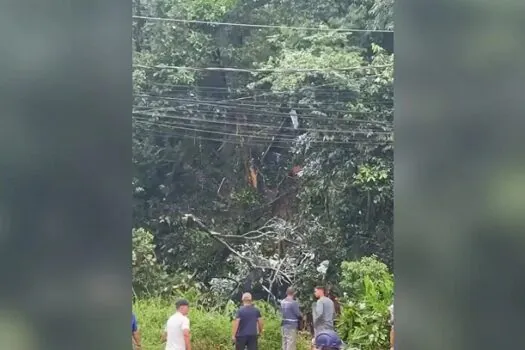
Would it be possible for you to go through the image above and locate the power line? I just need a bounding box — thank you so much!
[136,78,393,108]
[134,63,392,73]
[134,119,393,143]
[132,113,393,135]
[133,110,393,131]
[135,127,393,148]
[132,15,394,33]
[136,83,394,105]
[134,107,393,127]
[134,106,393,127]
[134,94,393,122]
[140,81,389,96]
[135,127,392,148]
[135,94,393,111]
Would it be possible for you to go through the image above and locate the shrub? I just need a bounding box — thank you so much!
[132,228,172,297]
[337,256,393,350]
[132,228,200,298]
[339,255,392,300]
[133,297,311,350]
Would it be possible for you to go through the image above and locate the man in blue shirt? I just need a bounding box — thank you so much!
[232,292,264,350]
[132,313,141,349]
[280,287,302,350]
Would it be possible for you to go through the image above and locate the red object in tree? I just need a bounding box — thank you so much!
[289,165,303,177]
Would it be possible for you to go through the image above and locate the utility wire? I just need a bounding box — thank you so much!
[132,111,393,131]
[134,105,392,125]
[139,82,393,100]
[135,127,393,148]
[135,95,393,113]
[136,86,394,106]
[133,107,393,127]
[134,119,393,143]
[134,94,393,121]
[133,114,392,136]
[132,15,394,33]
[135,78,393,107]
[134,64,392,73]
[135,128,391,148]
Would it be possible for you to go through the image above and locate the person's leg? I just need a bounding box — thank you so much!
[235,336,247,350]
[288,328,297,350]
[246,335,257,350]
[281,327,287,350]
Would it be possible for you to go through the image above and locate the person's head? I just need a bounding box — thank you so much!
[175,299,190,315]
[286,287,296,298]
[314,286,326,299]
[241,292,253,305]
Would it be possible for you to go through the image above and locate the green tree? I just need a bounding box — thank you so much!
[132,0,394,298]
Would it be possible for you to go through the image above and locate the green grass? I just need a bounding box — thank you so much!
[134,298,311,350]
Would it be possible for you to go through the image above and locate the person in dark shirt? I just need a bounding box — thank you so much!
[232,292,264,350]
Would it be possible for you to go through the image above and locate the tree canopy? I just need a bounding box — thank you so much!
[132,0,393,301]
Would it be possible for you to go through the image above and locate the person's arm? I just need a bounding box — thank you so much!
[313,300,323,326]
[256,309,264,335]
[232,310,240,342]
[232,318,240,341]
[182,317,191,350]
[132,331,141,349]
[161,323,167,343]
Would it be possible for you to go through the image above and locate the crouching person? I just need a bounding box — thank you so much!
[313,330,344,350]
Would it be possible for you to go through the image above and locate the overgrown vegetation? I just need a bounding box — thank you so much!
[134,297,312,350]
[132,0,394,347]
[337,256,393,350]
[133,230,393,349]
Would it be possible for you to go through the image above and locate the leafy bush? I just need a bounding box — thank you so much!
[132,228,201,298]
[337,256,393,350]
[134,297,311,350]
[339,255,392,300]
[132,228,170,296]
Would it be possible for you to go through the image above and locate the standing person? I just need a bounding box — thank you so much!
[280,287,302,350]
[312,286,335,334]
[161,299,192,350]
[132,313,142,349]
[311,286,335,349]
[232,292,264,350]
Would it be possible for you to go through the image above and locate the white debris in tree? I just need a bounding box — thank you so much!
[289,109,299,129]
[268,258,279,267]
[317,260,330,275]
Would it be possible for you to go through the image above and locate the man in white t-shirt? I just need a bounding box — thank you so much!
[161,299,191,350]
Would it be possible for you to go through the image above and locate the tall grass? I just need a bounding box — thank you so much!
[134,298,311,350]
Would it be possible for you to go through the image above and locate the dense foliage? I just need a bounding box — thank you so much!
[132,0,393,303]
[131,0,394,346]
[337,256,393,350]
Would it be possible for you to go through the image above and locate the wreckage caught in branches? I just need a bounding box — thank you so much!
[181,213,312,300]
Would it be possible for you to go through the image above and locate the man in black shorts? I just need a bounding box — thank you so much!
[232,293,264,350]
